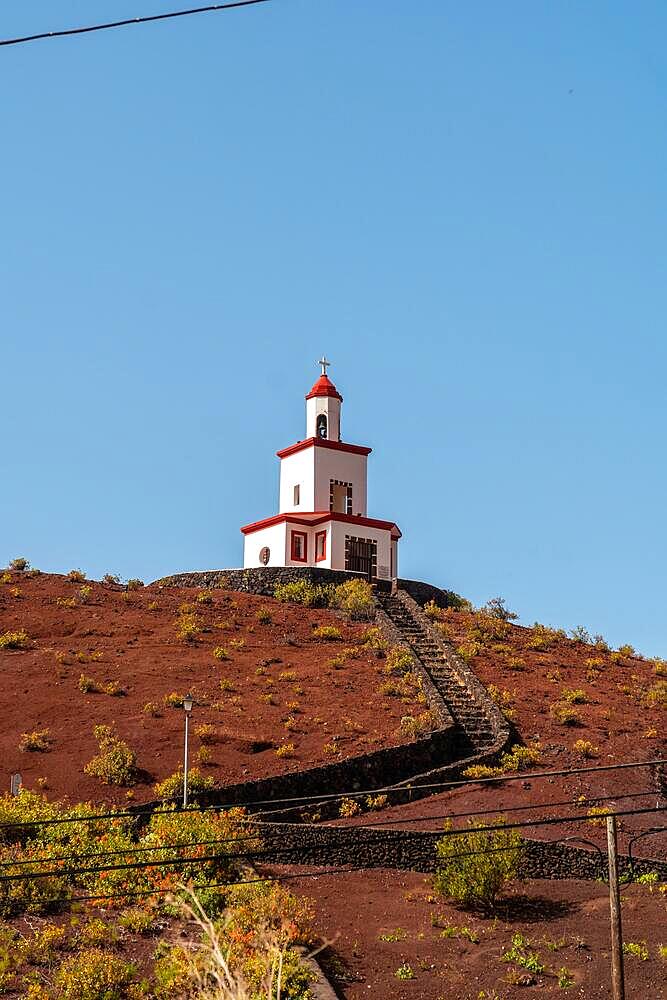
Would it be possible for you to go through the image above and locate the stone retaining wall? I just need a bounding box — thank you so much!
[152,566,465,609]
[253,820,667,882]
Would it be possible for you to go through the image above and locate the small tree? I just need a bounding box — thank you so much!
[481,597,518,622]
[434,817,524,910]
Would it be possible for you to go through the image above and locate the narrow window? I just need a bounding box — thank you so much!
[290,531,308,562]
[293,484,300,506]
[315,530,326,562]
[316,413,328,439]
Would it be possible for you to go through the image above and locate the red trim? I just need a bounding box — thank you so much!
[290,530,308,562]
[241,511,401,540]
[276,438,372,460]
[315,530,327,562]
[305,375,343,402]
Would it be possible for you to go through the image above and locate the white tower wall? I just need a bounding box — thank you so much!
[306,395,341,442]
[313,448,368,515]
[243,521,288,568]
[279,449,316,513]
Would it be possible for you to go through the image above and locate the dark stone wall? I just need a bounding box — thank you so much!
[153,566,380,594]
[152,566,467,608]
[397,578,468,610]
[194,727,457,812]
[252,820,667,882]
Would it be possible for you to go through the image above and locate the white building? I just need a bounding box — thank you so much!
[241,360,401,582]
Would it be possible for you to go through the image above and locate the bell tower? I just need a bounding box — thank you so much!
[305,356,342,443]
[241,357,401,582]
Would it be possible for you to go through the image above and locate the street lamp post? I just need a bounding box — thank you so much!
[182,692,194,808]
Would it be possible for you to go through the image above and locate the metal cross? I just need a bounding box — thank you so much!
[318,356,331,376]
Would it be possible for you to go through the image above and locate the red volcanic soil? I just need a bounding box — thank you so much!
[0,572,425,806]
[335,609,666,856]
[439,608,665,771]
[271,865,667,999]
[436,608,666,852]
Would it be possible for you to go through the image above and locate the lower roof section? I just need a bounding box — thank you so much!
[240,511,402,540]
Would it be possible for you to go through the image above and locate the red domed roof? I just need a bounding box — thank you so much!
[305,374,343,402]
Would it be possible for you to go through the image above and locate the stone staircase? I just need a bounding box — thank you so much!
[378,590,507,759]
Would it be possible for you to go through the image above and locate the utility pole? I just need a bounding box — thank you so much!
[606,814,626,1000]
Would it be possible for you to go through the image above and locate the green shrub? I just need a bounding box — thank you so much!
[78,674,100,693]
[573,739,598,759]
[644,679,667,709]
[332,578,375,620]
[117,907,156,934]
[126,578,144,590]
[195,723,217,745]
[528,623,565,650]
[256,607,273,624]
[561,688,588,704]
[502,932,545,973]
[274,580,330,607]
[399,712,435,739]
[53,949,136,1000]
[0,629,30,650]
[360,626,388,654]
[622,941,649,961]
[8,557,29,571]
[493,744,541,773]
[383,646,414,675]
[434,817,524,909]
[19,729,51,753]
[215,881,315,993]
[139,806,258,913]
[18,922,67,964]
[67,569,86,583]
[550,702,582,726]
[0,792,138,915]
[175,612,202,643]
[84,725,137,786]
[153,768,215,801]
[212,645,230,661]
[312,624,342,641]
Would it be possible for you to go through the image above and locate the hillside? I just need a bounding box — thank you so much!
[0,571,425,806]
[336,603,665,853]
[0,569,665,1000]
[431,603,665,774]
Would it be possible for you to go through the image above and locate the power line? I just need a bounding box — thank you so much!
[0,789,652,881]
[1,804,663,886]
[314,788,658,831]
[0,787,654,874]
[12,806,666,907]
[2,787,650,871]
[0,0,272,49]
[344,803,665,838]
[2,757,664,832]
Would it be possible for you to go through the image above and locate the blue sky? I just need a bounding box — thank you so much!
[2,2,666,654]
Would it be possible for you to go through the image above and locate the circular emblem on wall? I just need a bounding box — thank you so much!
[259,546,270,566]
